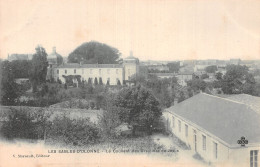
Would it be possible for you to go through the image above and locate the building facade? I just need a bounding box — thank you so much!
[46,47,63,81]
[48,54,139,86]
[163,93,260,166]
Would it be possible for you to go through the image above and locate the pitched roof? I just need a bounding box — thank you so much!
[57,63,122,68]
[125,55,138,59]
[81,64,122,68]
[57,63,80,68]
[166,93,260,146]
[225,94,260,115]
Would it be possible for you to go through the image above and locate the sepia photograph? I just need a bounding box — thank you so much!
[0,0,260,166]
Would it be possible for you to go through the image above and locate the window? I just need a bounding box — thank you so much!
[172,116,175,128]
[250,150,258,167]
[178,120,181,132]
[99,69,101,75]
[57,69,59,74]
[185,124,188,137]
[65,70,67,74]
[213,142,218,159]
[194,130,197,152]
[202,135,206,151]
[74,69,76,74]
[107,69,110,74]
[116,69,118,74]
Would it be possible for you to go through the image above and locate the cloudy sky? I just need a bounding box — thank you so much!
[0,0,260,60]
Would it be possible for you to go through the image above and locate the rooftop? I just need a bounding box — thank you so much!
[225,94,260,115]
[57,63,122,68]
[166,93,260,146]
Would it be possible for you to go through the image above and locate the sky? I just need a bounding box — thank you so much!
[0,0,260,61]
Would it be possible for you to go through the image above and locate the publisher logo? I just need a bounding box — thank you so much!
[237,136,248,147]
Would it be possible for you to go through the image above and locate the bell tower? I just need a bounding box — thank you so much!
[123,51,139,81]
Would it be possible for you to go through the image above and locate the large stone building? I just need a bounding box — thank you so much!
[47,51,139,86]
[163,93,260,166]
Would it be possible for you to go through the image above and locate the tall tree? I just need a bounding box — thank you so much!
[114,85,161,135]
[99,78,103,85]
[187,78,207,92]
[94,77,98,85]
[221,65,255,94]
[0,61,20,105]
[68,41,121,64]
[30,46,48,92]
[10,60,32,78]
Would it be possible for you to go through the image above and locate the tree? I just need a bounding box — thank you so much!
[10,60,32,78]
[88,78,92,85]
[94,77,98,85]
[1,107,50,139]
[215,72,223,80]
[114,85,161,135]
[68,41,121,64]
[187,78,207,92]
[95,95,102,109]
[221,65,255,94]
[0,61,20,105]
[99,78,103,85]
[98,104,127,139]
[178,91,186,103]
[123,80,126,85]
[205,65,218,73]
[117,80,121,86]
[201,73,209,79]
[30,46,48,92]
[106,80,110,86]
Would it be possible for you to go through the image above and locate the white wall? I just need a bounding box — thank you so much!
[54,67,124,85]
[163,111,230,164]
[124,63,137,81]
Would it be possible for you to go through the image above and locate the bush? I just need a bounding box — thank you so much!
[0,107,47,140]
[47,116,100,146]
[98,106,123,140]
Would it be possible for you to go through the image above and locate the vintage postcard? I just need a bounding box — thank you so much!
[0,0,260,167]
